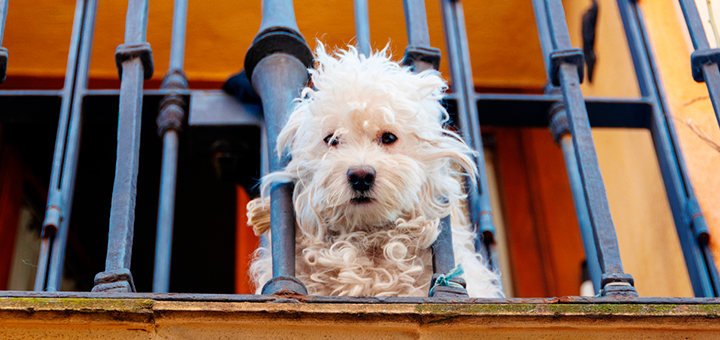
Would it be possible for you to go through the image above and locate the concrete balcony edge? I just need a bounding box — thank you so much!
[1,294,720,339]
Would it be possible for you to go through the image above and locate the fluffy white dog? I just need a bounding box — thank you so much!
[247,44,502,298]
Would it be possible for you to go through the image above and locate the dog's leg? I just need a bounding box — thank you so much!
[247,197,271,236]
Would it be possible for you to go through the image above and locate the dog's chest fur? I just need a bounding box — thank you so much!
[294,216,439,296]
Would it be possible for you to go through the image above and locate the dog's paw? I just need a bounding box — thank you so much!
[247,197,271,236]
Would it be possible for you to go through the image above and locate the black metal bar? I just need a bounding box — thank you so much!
[35,0,97,292]
[534,0,601,295]
[440,0,500,275]
[245,0,312,296]
[92,0,153,293]
[677,0,720,128]
[152,0,189,294]
[0,0,8,83]
[354,0,370,56]
[618,0,719,296]
[536,0,638,297]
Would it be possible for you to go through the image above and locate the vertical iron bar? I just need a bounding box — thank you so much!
[401,0,441,72]
[402,0,468,298]
[354,0,370,57]
[244,0,313,296]
[152,0,189,294]
[169,0,187,71]
[0,0,7,46]
[537,0,638,297]
[560,133,602,293]
[534,0,601,295]
[677,0,720,129]
[0,0,8,83]
[618,0,718,296]
[440,0,499,274]
[36,0,97,292]
[678,0,711,50]
[93,0,153,293]
[402,0,431,47]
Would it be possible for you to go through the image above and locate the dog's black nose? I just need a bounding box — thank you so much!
[347,167,375,193]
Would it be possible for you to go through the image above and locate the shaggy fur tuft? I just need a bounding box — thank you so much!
[247,44,503,297]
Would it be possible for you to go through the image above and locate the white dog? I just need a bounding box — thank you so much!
[246,44,502,298]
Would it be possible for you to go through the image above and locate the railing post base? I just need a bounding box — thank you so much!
[92,269,136,293]
[429,274,469,298]
[600,273,638,297]
[262,275,308,296]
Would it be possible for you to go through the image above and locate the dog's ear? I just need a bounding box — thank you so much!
[275,96,312,158]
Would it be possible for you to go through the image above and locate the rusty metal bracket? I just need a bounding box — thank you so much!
[161,69,188,90]
[402,45,441,71]
[244,29,314,80]
[0,47,7,83]
[549,48,584,86]
[157,94,185,135]
[91,268,137,293]
[548,102,570,143]
[690,48,720,82]
[115,42,154,80]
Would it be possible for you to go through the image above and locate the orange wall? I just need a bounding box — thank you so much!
[1,0,547,90]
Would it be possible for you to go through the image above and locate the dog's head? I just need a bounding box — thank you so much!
[264,44,477,234]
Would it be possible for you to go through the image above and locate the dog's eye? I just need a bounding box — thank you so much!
[324,134,339,146]
[380,132,397,145]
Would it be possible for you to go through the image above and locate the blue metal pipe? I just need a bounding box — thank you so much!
[0,0,8,83]
[440,0,498,273]
[353,0,370,57]
[153,130,180,293]
[245,0,312,296]
[152,0,189,294]
[36,0,98,292]
[560,133,602,294]
[0,0,7,46]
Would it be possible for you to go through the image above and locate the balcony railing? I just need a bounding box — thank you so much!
[0,0,718,301]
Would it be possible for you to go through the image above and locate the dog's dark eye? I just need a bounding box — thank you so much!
[324,134,339,146]
[380,132,397,145]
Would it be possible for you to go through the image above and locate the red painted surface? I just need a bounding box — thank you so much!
[235,185,259,294]
[0,128,24,290]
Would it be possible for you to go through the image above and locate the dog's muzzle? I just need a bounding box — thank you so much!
[347,166,375,193]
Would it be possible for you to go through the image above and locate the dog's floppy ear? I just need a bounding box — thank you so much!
[275,91,314,158]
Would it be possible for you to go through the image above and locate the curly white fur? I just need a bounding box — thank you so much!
[247,44,502,297]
